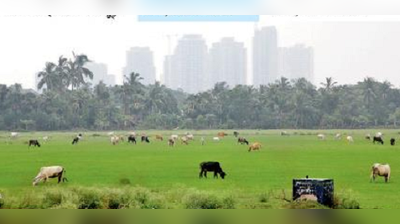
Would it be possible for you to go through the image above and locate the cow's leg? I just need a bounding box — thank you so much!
[204,171,207,178]
[58,173,62,183]
[214,171,218,179]
[199,170,203,178]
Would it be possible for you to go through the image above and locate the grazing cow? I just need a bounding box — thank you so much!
[128,135,137,144]
[199,161,226,179]
[111,136,121,145]
[366,134,371,140]
[10,132,19,139]
[72,137,80,145]
[249,142,262,152]
[141,136,150,143]
[168,138,175,147]
[281,131,289,136]
[28,140,41,148]
[213,137,220,141]
[171,134,179,140]
[217,132,228,138]
[390,138,396,146]
[186,134,194,140]
[373,136,384,145]
[43,136,49,142]
[233,131,239,138]
[317,134,326,140]
[155,135,163,141]
[346,136,354,143]
[181,136,189,145]
[335,133,342,140]
[32,166,68,186]
[238,137,249,145]
[370,163,391,183]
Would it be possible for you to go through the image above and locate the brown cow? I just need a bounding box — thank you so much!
[217,132,228,138]
[156,135,164,141]
[249,142,262,152]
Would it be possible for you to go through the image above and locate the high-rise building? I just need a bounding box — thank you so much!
[123,47,156,85]
[85,62,116,86]
[253,26,278,86]
[278,44,314,82]
[163,35,208,93]
[209,37,247,88]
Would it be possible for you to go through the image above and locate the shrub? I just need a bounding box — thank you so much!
[259,192,270,203]
[42,190,64,208]
[76,188,103,209]
[183,191,222,209]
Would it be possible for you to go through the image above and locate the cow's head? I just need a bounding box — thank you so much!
[220,171,227,179]
[32,177,42,186]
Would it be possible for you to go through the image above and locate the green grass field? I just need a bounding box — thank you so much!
[0,129,399,209]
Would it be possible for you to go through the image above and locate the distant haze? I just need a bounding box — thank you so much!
[1,15,400,89]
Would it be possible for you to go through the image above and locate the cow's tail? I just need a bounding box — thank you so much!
[62,169,69,182]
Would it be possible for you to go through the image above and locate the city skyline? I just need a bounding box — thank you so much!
[2,16,400,90]
[31,28,314,93]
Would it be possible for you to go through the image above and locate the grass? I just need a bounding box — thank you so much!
[0,129,399,208]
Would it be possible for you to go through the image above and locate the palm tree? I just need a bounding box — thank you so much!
[321,77,338,92]
[360,77,377,109]
[67,52,93,90]
[37,62,57,90]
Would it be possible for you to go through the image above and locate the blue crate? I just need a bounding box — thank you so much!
[293,178,334,207]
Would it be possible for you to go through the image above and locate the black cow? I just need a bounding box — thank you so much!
[373,136,384,145]
[128,135,137,144]
[391,138,396,146]
[29,140,41,147]
[238,137,249,145]
[199,161,226,179]
[141,136,150,143]
[72,137,80,145]
[233,131,239,138]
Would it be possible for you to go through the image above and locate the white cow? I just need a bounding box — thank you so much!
[43,136,49,142]
[32,166,67,186]
[371,163,391,183]
[213,137,220,141]
[335,133,342,140]
[317,134,326,140]
[110,136,122,145]
[10,132,19,138]
[171,135,179,140]
[346,136,354,143]
[186,134,194,140]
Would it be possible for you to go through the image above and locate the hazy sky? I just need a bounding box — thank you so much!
[1,15,400,89]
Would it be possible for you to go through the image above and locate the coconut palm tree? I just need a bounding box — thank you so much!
[320,77,338,92]
[37,62,57,91]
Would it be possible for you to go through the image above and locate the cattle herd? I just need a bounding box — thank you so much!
[4,130,397,186]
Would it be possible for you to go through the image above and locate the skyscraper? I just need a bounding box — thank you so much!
[209,37,247,88]
[163,35,208,93]
[278,44,314,82]
[85,62,116,86]
[253,26,278,86]
[123,47,156,85]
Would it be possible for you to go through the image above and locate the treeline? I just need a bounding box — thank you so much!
[1,54,400,131]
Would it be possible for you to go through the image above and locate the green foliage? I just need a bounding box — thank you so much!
[2,58,400,131]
